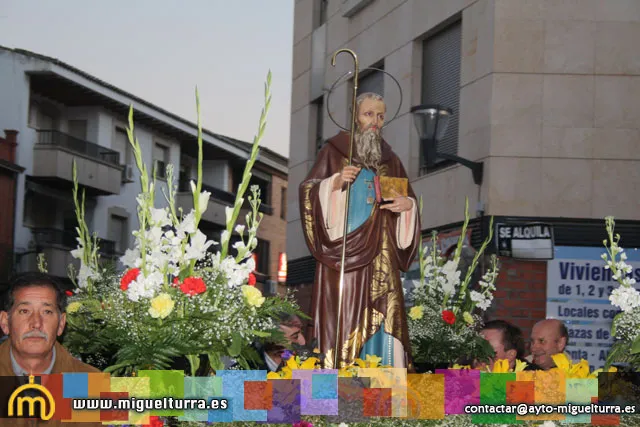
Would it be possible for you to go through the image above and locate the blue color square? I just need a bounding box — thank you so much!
[216,369,267,421]
[312,373,337,399]
[62,373,88,398]
[208,396,233,423]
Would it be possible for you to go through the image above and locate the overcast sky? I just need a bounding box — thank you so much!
[0,0,294,157]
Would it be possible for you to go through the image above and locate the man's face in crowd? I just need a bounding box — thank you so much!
[0,286,66,360]
[480,328,517,370]
[280,319,305,346]
[530,320,566,370]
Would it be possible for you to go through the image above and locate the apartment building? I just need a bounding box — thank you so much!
[287,0,640,368]
[0,46,288,295]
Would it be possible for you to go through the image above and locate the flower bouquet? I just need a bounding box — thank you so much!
[600,216,640,371]
[407,198,497,369]
[61,72,301,376]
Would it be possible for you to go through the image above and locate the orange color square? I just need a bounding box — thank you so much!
[100,391,129,422]
[506,380,535,404]
[87,373,111,397]
[407,373,444,419]
[363,388,392,417]
[244,381,273,410]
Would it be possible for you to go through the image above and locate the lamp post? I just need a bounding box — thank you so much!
[410,104,484,186]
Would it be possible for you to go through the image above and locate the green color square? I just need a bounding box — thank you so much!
[179,377,223,422]
[564,378,598,424]
[473,372,518,424]
[138,370,185,416]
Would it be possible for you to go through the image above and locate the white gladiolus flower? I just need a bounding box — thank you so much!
[70,245,84,260]
[150,208,170,228]
[145,227,164,246]
[120,248,141,268]
[225,206,234,226]
[235,224,245,235]
[244,256,256,272]
[177,211,196,238]
[184,230,214,261]
[198,190,210,214]
[77,263,99,288]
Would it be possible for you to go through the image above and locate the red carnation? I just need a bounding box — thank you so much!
[172,277,181,287]
[120,268,140,291]
[248,273,257,286]
[442,310,456,325]
[180,277,206,296]
[65,290,73,296]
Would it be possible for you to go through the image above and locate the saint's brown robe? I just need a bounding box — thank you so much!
[299,131,421,368]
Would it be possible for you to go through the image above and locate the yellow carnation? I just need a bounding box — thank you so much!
[67,302,82,314]
[242,285,265,307]
[408,305,424,320]
[148,293,175,319]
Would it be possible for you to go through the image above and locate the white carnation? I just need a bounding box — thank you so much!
[126,271,163,302]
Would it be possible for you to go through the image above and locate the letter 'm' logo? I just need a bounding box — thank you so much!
[7,375,56,420]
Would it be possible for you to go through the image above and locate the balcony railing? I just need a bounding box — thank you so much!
[36,130,121,167]
[178,179,273,214]
[32,228,117,255]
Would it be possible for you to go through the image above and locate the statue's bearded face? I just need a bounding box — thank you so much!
[355,97,385,170]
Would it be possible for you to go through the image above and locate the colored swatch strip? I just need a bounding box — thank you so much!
[3,371,638,425]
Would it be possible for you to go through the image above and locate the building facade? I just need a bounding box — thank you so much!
[287,0,640,367]
[0,46,288,296]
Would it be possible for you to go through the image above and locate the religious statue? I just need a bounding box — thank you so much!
[298,91,421,369]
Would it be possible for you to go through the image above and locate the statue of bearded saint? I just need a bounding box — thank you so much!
[298,92,421,369]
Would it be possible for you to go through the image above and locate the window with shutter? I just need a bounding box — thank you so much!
[357,63,385,97]
[421,20,462,174]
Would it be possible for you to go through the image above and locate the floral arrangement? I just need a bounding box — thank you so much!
[407,197,497,368]
[600,216,640,371]
[62,72,300,376]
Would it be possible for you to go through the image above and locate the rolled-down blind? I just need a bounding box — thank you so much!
[421,20,462,164]
[357,67,385,97]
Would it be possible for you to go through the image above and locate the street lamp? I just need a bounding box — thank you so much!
[410,104,484,186]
